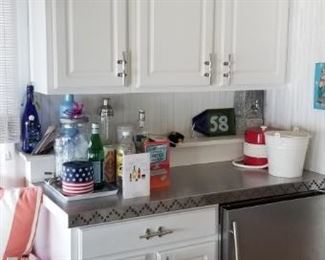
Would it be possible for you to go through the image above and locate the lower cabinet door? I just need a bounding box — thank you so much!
[156,241,217,260]
[120,255,151,260]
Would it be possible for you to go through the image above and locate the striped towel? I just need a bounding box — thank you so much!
[0,187,42,260]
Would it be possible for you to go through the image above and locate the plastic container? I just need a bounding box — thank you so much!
[265,128,310,178]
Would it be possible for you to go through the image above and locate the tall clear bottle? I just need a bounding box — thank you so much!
[98,98,114,145]
[88,123,104,189]
[134,109,149,152]
[21,84,42,153]
[116,130,136,190]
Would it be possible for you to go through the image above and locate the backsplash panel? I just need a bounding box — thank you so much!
[234,90,264,135]
[37,92,235,142]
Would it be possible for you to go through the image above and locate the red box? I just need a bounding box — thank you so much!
[144,139,170,189]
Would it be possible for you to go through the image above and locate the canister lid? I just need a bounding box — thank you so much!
[245,126,268,144]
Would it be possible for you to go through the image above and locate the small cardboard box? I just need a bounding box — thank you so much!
[144,139,170,189]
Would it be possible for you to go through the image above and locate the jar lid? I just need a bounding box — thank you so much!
[245,126,268,144]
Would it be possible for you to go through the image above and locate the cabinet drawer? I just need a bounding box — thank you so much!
[77,206,217,259]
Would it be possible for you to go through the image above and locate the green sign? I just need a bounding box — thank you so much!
[192,108,236,136]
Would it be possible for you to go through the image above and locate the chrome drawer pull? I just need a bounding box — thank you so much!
[232,221,240,260]
[157,226,173,238]
[139,229,157,240]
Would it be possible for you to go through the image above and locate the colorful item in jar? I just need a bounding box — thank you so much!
[59,94,84,119]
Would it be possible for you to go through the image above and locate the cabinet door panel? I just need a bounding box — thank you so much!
[54,0,128,89]
[137,0,215,88]
[157,242,217,260]
[223,0,289,85]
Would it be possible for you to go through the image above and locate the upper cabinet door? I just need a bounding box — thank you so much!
[53,0,128,91]
[222,0,289,86]
[136,0,215,89]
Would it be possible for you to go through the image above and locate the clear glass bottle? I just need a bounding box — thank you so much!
[88,123,104,189]
[134,109,149,152]
[98,98,114,145]
[116,130,136,190]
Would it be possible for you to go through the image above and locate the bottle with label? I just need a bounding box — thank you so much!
[22,115,42,153]
[98,98,114,145]
[88,123,104,189]
[21,84,42,153]
[116,130,136,190]
[134,109,149,152]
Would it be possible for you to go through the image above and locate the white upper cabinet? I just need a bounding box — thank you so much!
[28,0,289,94]
[29,0,129,94]
[221,0,289,87]
[135,0,215,90]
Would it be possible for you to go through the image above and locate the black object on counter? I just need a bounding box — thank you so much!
[168,132,184,147]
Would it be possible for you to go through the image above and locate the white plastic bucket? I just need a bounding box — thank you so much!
[265,129,310,178]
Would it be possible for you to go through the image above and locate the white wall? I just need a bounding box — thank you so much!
[265,0,325,174]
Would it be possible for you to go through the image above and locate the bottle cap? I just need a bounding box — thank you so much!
[103,98,109,106]
[27,84,34,92]
[138,109,145,120]
[91,123,100,129]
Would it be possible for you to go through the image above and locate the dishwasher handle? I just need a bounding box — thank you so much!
[231,221,240,260]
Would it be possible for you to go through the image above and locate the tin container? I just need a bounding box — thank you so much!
[103,145,116,184]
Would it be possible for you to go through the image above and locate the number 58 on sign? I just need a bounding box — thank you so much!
[192,108,236,136]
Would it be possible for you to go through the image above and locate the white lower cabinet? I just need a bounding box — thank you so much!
[156,242,217,260]
[34,203,218,260]
[77,206,218,260]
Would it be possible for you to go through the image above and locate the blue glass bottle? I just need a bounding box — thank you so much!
[21,84,42,153]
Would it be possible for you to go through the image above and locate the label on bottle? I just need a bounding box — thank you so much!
[116,150,124,178]
[91,160,103,184]
[104,145,116,183]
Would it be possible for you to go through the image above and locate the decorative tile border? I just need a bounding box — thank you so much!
[68,178,325,228]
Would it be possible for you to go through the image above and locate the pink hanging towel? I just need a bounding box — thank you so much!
[0,186,42,260]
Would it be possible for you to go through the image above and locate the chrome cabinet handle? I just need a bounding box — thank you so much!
[203,53,213,85]
[139,227,173,240]
[157,226,173,238]
[232,221,240,260]
[139,228,157,240]
[223,54,232,84]
[116,51,128,86]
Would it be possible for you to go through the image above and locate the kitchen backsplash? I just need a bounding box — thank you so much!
[234,90,264,135]
[36,90,263,142]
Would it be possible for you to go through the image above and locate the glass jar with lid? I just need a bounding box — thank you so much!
[54,117,89,177]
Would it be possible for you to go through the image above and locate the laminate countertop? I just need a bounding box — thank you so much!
[42,161,325,228]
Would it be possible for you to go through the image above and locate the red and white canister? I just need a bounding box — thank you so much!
[233,126,268,169]
[243,126,268,166]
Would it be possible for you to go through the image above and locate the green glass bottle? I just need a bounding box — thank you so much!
[88,123,104,189]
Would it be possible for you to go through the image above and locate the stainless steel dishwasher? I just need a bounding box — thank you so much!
[219,190,325,260]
